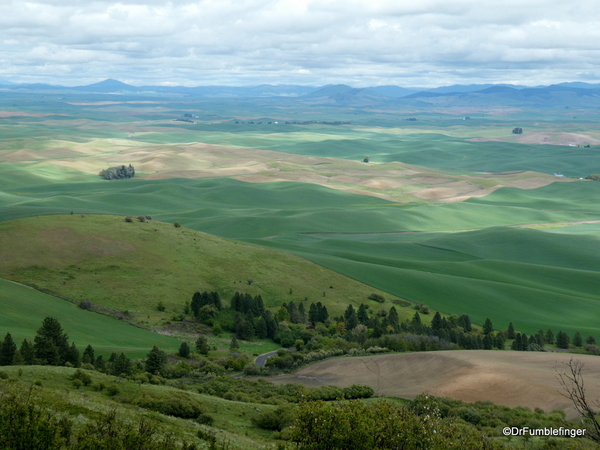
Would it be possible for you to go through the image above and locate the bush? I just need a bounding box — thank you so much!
[137,216,146,222]
[173,222,181,228]
[133,391,207,419]
[71,369,92,386]
[195,413,215,426]
[0,371,8,380]
[124,216,133,223]
[105,385,120,396]
[251,406,295,431]
[368,293,385,303]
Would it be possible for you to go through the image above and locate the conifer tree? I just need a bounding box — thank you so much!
[0,332,16,366]
[483,318,493,335]
[82,345,95,365]
[145,346,167,375]
[34,317,70,365]
[178,342,191,358]
[545,329,555,345]
[573,331,583,347]
[507,322,515,339]
[20,339,34,365]
[556,331,570,349]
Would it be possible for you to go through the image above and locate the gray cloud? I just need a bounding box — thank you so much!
[1,0,600,87]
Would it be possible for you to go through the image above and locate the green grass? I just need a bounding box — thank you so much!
[0,214,398,326]
[0,279,182,358]
[0,365,277,448]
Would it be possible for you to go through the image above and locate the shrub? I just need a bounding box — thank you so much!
[71,369,92,386]
[72,379,83,389]
[133,391,206,419]
[368,293,385,303]
[137,216,146,222]
[0,371,9,380]
[195,413,215,426]
[79,299,93,310]
[105,385,120,396]
[173,222,181,228]
[124,216,133,223]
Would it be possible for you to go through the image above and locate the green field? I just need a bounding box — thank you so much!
[3,93,600,344]
[0,279,182,358]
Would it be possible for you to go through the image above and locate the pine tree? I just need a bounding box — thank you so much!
[458,315,472,332]
[0,332,17,366]
[483,318,493,335]
[256,316,268,339]
[145,346,167,375]
[357,304,369,326]
[20,339,34,365]
[545,329,555,345]
[34,317,70,365]
[178,342,191,358]
[483,334,493,350]
[230,336,239,350]
[494,333,506,350]
[387,307,399,332]
[411,312,422,331]
[573,331,583,347]
[587,335,596,346]
[431,312,443,332]
[507,322,515,339]
[67,342,81,367]
[111,353,132,376]
[556,331,570,349]
[195,336,210,355]
[82,345,95,365]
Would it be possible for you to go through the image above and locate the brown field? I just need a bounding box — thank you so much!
[267,350,600,417]
[0,137,572,203]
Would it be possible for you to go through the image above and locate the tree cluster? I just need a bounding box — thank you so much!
[99,164,135,180]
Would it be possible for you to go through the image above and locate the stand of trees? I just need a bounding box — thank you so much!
[99,164,135,180]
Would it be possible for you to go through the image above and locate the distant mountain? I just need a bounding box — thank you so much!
[303,84,355,98]
[368,85,422,97]
[0,78,16,86]
[74,78,137,92]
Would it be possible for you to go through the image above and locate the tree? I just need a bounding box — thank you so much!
[145,346,167,375]
[178,342,191,358]
[255,316,268,339]
[195,336,210,355]
[587,335,596,346]
[110,353,132,376]
[458,315,472,332]
[82,345,95,365]
[545,329,555,345]
[20,339,34,365]
[33,317,70,365]
[557,358,600,443]
[483,318,493,335]
[67,342,81,367]
[573,331,583,347]
[507,322,515,339]
[357,304,369,325]
[556,331,570,349]
[0,333,17,366]
[230,337,239,350]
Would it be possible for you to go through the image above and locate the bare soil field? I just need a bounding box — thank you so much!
[469,131,600,146]
[2,138,571,203]
[267,351,600,418]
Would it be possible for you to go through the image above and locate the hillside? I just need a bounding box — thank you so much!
[0,214,405,328]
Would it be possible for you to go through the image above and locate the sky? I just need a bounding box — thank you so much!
[1,0,600,88]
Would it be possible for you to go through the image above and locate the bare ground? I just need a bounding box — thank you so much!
[267,350,600,418]
[1,138,573,203]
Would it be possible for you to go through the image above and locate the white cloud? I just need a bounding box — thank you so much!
[2,0,600,86]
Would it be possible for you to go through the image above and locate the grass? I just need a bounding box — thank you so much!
[0,365,277,448]
[0,214,400,327]
[0,279,183,358]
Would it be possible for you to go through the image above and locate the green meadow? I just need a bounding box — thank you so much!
[0,279,182,358]
[2,94,600,344]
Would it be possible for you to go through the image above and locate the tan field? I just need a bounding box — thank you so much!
[0,136,572,203]
[267,350,600,418]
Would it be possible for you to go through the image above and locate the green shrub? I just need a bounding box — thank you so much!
[71,369,92,386]
[0,371,8,380]
[195,413,215,426]
[105,385,120,396]
[133,391,206,419]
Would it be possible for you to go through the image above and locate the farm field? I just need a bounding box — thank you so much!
[2,92,600,346]
[0,279,182,358]
[267,350,600,419]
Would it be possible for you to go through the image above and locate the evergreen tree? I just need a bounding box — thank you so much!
[317,302,329,323]
[82,345,95,365]
[253,295,264,315]
[494,333,506,350]
[511,333,522,351]
[458,315,472,332]
[230,336,239,350]
[587,335,597,346]
[346,309,359,331]
[483,318,493,335]
[431,312,443,333]
[357,304,369,326]
[344,305,356,324]
[262,311,277,339]
[483,334,493,350]
[178,342,191,358]
[507,322,515,339]
[556,331,570,349]
[255,316,268,339]
[67,342,81,367]
[545,329,555,345]
[0,332,17,366]
[20,339,34,365]
[308,303,319,324]
[94,355,106,372]
[111,353,132,376]
[145,346,167,375]
[33,317,70,365]
[411,312,422,331]
[297,302,306,323]
[195,336,210,355]
[573,331,583,347]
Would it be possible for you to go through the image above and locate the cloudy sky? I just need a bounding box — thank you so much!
[1,0,599,87]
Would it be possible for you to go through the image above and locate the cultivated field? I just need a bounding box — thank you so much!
[268,350,600,418]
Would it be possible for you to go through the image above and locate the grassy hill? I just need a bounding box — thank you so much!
[0,214,404,329]
[0,279,182,358]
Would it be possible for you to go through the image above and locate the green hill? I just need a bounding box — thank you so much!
[0,214,402,330]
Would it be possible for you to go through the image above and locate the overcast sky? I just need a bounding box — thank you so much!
[1,0,599,87]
